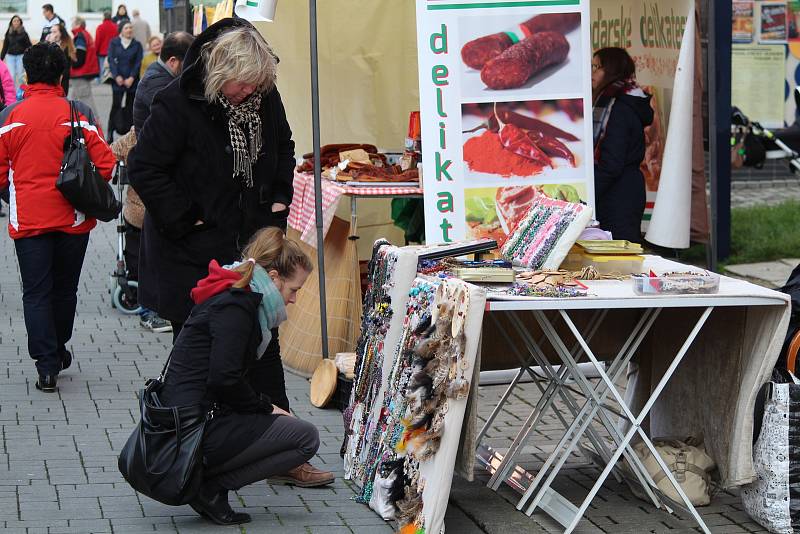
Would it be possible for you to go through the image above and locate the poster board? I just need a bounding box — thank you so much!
[589,0,695,248]
[732,44,787,128]
[759,1,788,44]
[416,0,594,247]
[733,1,755,43]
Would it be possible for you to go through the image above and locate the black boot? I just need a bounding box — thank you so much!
[35,374,58,392]
[60,350,72,371]
[189,489,251,525]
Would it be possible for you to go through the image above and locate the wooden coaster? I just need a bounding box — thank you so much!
[310,359,338,408]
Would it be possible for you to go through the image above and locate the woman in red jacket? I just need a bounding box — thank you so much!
[0,43,116,392]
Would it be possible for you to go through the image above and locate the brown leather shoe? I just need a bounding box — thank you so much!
[269,463,335,488]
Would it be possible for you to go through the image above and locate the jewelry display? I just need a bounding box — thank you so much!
[344,241,487,534]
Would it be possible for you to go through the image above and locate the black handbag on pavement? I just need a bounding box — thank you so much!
[55,101,121,222]
[118,356,211,506]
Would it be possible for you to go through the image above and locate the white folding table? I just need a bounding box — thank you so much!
[475,256,790,533]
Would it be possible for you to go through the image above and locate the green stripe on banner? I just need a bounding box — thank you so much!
[429,0,579,10]
[246,0,258,6]
[642,214,652,221]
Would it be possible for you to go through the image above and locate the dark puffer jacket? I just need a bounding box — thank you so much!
[594,92,654,244]
[132,60,174,132]
[127,18,295,323]
[159,288,277,466]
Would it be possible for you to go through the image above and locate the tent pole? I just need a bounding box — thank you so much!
[708,0,732,270]
[309,0,329,359]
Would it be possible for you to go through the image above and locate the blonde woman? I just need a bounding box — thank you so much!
[155,228,319,525]
[128,19,329,488]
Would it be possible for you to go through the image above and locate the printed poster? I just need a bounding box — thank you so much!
[733,1,755,43]
[417,0,594,246]
[760,1,788,43]
[732,45,787,128]
[590,0,694,246]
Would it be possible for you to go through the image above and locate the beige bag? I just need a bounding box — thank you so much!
[633,437,715,506]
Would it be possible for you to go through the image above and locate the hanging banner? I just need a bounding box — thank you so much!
[417,0,594,246]
[590,0,694,247]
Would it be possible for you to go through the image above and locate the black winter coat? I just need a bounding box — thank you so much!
[127,18,295,323]
[1,30,31,59]
[594,93,654,244]
[159,289,277,466]
[132,60,174,133]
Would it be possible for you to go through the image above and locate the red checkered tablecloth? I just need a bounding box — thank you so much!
[288,170,423,247]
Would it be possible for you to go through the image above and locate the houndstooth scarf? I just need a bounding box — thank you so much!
[218,93,263,188]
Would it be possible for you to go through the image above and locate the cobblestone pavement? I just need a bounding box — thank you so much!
[730,178,800,208]
[450,383,771,534]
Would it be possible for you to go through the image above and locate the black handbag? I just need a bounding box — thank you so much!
[118,356,212,506]
[55,101,121,222]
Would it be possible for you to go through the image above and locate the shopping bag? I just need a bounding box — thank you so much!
[55,101,121,222]
[741,370,800,534]
[118,377,208,506]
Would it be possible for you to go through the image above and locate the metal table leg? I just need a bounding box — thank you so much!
[519,308,663,516]
[525,307,714,534]
[486,310,613,491]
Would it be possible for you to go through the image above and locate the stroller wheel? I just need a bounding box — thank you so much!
[113,281,142,315]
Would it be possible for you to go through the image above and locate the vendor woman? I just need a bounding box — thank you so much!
[591,47,653,244]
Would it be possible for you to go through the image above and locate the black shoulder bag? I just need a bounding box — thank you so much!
[56,101,121,222]
[118,354,213,505]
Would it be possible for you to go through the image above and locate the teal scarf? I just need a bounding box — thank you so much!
[225,261,288,358]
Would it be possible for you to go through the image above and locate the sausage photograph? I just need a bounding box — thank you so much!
[460,12,580,70]
[459,11,582,97]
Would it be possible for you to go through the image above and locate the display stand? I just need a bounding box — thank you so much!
[473,256,790,533]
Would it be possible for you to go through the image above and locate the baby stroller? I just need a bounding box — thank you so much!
[110,160,142,315]
[731,87,800,173]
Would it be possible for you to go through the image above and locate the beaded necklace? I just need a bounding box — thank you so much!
[347,242,399,482]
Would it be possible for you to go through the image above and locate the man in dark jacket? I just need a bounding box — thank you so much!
[40,3,63,42]
[132,31,193,132]
[128,30,193,333]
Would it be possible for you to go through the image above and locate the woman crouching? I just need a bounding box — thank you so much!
[158,227,318,525]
